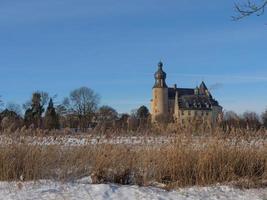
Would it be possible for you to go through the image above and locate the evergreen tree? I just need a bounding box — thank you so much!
[44,98,60,130]
[97,105,118,122]
[24,92,45,128]
[136,105,150,128]
[136,105,150,119]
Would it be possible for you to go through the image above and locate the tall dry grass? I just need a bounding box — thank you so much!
[0,137,266,189]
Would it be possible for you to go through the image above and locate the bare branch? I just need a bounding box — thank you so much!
[233,0,267,20]
[0,95,3,110]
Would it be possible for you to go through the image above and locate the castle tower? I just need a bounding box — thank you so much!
[151,62,169,122]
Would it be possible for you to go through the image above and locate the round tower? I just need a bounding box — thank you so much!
[151,62,169,122]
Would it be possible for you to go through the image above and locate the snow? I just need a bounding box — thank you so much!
[0,180,266,200]
[0,135,266,148]
[0,135,172,146]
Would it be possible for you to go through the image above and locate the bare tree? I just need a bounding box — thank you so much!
[221,111,241,131]
[242,111,261,130]
[0,96,4,111]
[97,105,118,122]
[233,0,267,20]
[6,102,22,116]
[67,87,100,130]
[56,97,71,116]
[261,109,267,128]
[224,111,240,121]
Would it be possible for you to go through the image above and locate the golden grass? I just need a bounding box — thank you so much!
[0,136,265,189]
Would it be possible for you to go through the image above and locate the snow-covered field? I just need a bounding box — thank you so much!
[0,135,172,146]
[0,134,266,147]
[1,179,266,200]
[0,134,266,199]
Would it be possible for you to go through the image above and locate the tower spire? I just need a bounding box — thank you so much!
[153,61,167,88]
[158,61,163,69]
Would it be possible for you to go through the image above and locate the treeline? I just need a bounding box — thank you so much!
[0,87,150,133]
[1,86,267,134]
[222,110,267,131]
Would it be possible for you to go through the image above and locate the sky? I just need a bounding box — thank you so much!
[0,0,267,114]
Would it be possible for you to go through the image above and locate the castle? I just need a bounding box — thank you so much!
[151,62,222,125]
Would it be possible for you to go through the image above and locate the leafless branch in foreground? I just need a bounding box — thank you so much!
[233,0,267,20]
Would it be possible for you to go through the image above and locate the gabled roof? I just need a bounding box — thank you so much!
[168,88,194,99]
[167,83,221,110]
[178,95,219,110]
[199,81,208,95]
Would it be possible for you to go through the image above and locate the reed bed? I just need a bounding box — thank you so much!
[0,136,265,189]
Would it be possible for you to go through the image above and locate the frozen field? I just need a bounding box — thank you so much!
[0,135,171,146]
[1,179,266,200]
[0,134,266,200]
[0,134,266,147]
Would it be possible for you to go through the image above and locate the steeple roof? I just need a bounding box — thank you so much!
[199,81,208,90]
[199,81,208,95]
[154,62,166,80]
[48,98,54,108]
[153,61,168,88]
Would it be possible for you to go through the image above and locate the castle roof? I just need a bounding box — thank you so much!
[168,82,221,110]
[179,95,220,110]
[199,81,208,95]
[168,88,194,99]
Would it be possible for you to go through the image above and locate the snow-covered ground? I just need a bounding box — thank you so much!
[0,135,172,146]
[1,180,266,200]
[0,134,266,147]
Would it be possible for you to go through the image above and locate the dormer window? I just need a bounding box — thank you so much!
[186,102,189,108]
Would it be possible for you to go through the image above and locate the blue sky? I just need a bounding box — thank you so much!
[0,0,267,114]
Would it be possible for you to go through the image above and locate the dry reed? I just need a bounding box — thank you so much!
[0,136,265,189]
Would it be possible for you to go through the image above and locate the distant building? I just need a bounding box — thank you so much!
[150,62,222,125]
